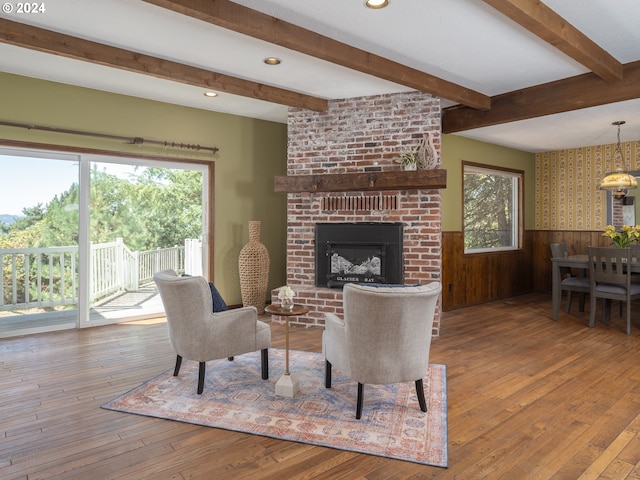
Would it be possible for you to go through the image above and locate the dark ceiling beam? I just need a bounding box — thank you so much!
[143,0,491,111]
[0,18,328,112]
[483,0,623,82]
[443,60,640,133]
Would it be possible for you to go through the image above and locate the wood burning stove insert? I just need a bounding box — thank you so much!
[315,223,403,288]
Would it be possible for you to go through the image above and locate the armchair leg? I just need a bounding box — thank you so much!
[261,348,269,380]
[173,355,182,376]
[356,383,364,419]
[416,379,428,413]
[325,360,332,388]
[197,362,206,395]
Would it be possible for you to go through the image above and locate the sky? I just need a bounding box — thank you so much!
[0,155,139,216]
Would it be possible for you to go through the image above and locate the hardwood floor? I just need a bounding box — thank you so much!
[2,293,640,479]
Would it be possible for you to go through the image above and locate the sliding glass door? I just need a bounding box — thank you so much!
[0,150,80,337]
[85,159,207,326]
[0,147,208,336]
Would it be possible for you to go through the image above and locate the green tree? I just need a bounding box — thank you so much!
[464,171,513,249]
[89,168,139,245]
[11,204,46,232]
[40,187,80,247]
[134,168,202,250]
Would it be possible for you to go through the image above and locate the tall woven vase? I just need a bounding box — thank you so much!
[238,221,270,314]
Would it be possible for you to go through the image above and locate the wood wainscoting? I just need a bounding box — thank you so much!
[442,231,534,311]
[442,230,611,311]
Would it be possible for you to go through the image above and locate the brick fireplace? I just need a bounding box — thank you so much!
[272,91,443,335]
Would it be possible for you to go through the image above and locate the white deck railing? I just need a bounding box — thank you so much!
[0,246,78,310]
[1,238,195,311]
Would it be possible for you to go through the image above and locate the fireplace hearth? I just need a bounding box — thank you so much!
[315,223,403,288]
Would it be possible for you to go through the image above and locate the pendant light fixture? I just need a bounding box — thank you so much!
[599,120,637,200]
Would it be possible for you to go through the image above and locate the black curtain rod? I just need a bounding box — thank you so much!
[0,120,219,154]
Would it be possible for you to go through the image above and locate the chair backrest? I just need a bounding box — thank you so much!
[153,269,214,353]
[341,282,442,385]
[550,242,568,259]
[629,244,640,266]
[550,242,572,276]
[587,247,631,288]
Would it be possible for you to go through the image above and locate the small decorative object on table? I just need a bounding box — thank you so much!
[278,285,296,311]
[602,224,640,247]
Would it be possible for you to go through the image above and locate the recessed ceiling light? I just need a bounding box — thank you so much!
[365,0,389,9]
[204,91,218,98]
[264,57,282,65]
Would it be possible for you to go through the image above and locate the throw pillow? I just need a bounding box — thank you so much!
[208,282,228,312]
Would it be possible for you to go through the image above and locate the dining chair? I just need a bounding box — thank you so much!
[587,247,640,335]
[550,242,589,313]
[628,244,640,279]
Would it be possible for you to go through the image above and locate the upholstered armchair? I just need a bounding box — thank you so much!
[153,270,271,394]
[323,282,442,419]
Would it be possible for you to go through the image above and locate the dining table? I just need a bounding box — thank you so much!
[551,252,640,320]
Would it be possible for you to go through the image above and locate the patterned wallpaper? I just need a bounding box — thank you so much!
[535,140,640,230]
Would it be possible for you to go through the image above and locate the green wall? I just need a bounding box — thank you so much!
[441,134,536,232]
[0,72,288,305]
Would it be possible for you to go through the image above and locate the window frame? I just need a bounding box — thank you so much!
[462,161,524,254]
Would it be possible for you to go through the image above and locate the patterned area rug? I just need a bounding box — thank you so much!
[103,349,448,467]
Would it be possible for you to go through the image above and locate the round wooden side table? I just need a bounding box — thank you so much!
[265,303,311,397]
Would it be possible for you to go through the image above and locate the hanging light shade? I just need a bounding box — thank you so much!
[599,121,637,200]
[600,170,637,200]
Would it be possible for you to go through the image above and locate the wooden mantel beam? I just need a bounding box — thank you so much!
[143,0,491,111]
[0,18,328,112]
[443,60,640,133]
[483,0,623,83]
[274,169,447,194]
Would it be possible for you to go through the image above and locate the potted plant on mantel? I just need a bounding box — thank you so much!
[397,146,423,171]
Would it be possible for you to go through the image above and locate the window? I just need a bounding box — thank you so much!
[463,162,522,253]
